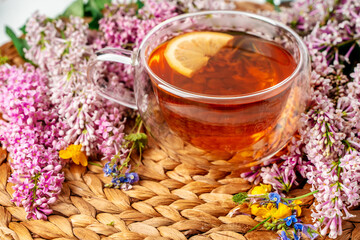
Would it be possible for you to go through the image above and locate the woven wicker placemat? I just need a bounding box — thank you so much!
[0,137,304,240]
[0,3,360,240]
[0,133,359,240]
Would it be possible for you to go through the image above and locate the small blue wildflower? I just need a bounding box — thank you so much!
[111,164,118,174]
[268,192,281,207]
[126,172,139,184]
[111,176,127,186]
[280,231,291,240]
[293,232,300,240]
[103,162,118,176]
[294,223,304,232]
[103,162,112,176]
[284,215,298,226]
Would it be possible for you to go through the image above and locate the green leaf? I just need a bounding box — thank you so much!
[94,0,111,9]
[85,0,101,16]
[0,55,8,65]
[88,16,101,29]
[19,24,27,35]
[125,133,147,143]
[84,0,109,29]
[86,3,102,29]
[62,0,84,17]
[266,0,280,12]
[125,132,148,152]
[232,192,248,204]
[136,0,144,9]
[266,0,275,6]
[5,26,29,60]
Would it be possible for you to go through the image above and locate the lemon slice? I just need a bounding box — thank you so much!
[164,31,234,78]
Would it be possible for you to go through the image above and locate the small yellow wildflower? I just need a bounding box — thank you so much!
[59,144,88,167]
[249,199,301,220]
[272,202,292,219]
[250,203,277,219]
[293,200,302,216]
[250,184,272,195]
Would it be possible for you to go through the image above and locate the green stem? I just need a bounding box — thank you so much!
[247,194,268,198]
[137,120,143,134]
[342,139,353,151]
[333,38,360,48]
[119,145,134,172]
[248,216,271,233]
[88,161,103,168]
[129,115,141,134]
[136,119,144,161]
[282,190,319,201]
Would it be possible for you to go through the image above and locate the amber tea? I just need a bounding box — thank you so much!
[148,31,297,152]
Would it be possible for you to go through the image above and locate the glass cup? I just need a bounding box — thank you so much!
[87,11,310,172]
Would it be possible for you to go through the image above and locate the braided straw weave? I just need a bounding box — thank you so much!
[0,3,359,240]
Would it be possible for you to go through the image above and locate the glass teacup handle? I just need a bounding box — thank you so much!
[87,48,138,110]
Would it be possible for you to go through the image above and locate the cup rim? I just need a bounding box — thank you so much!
[139,10,308,102]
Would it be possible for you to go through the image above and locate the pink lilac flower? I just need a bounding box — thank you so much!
[24,13,128,161]
[0,64,65,220]
[96,0,179,89]
[23,1,180,162]
[22,1,178,195]
[244,0,360,238]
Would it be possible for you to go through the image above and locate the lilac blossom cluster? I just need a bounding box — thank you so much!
[98,0,178,50]
[243,0,360,238]
[94,0,234,89]
[0,64,66,220]
[24,13,127,161]
[95,0,178,88]
[21,0,181,194]
[264,0,336,34]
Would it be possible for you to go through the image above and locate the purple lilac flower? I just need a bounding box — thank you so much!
[96,0,179,89]
[24,13,128,162]
[263,0,336,34]
[0,64,66,220]
[244,0,360,238]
